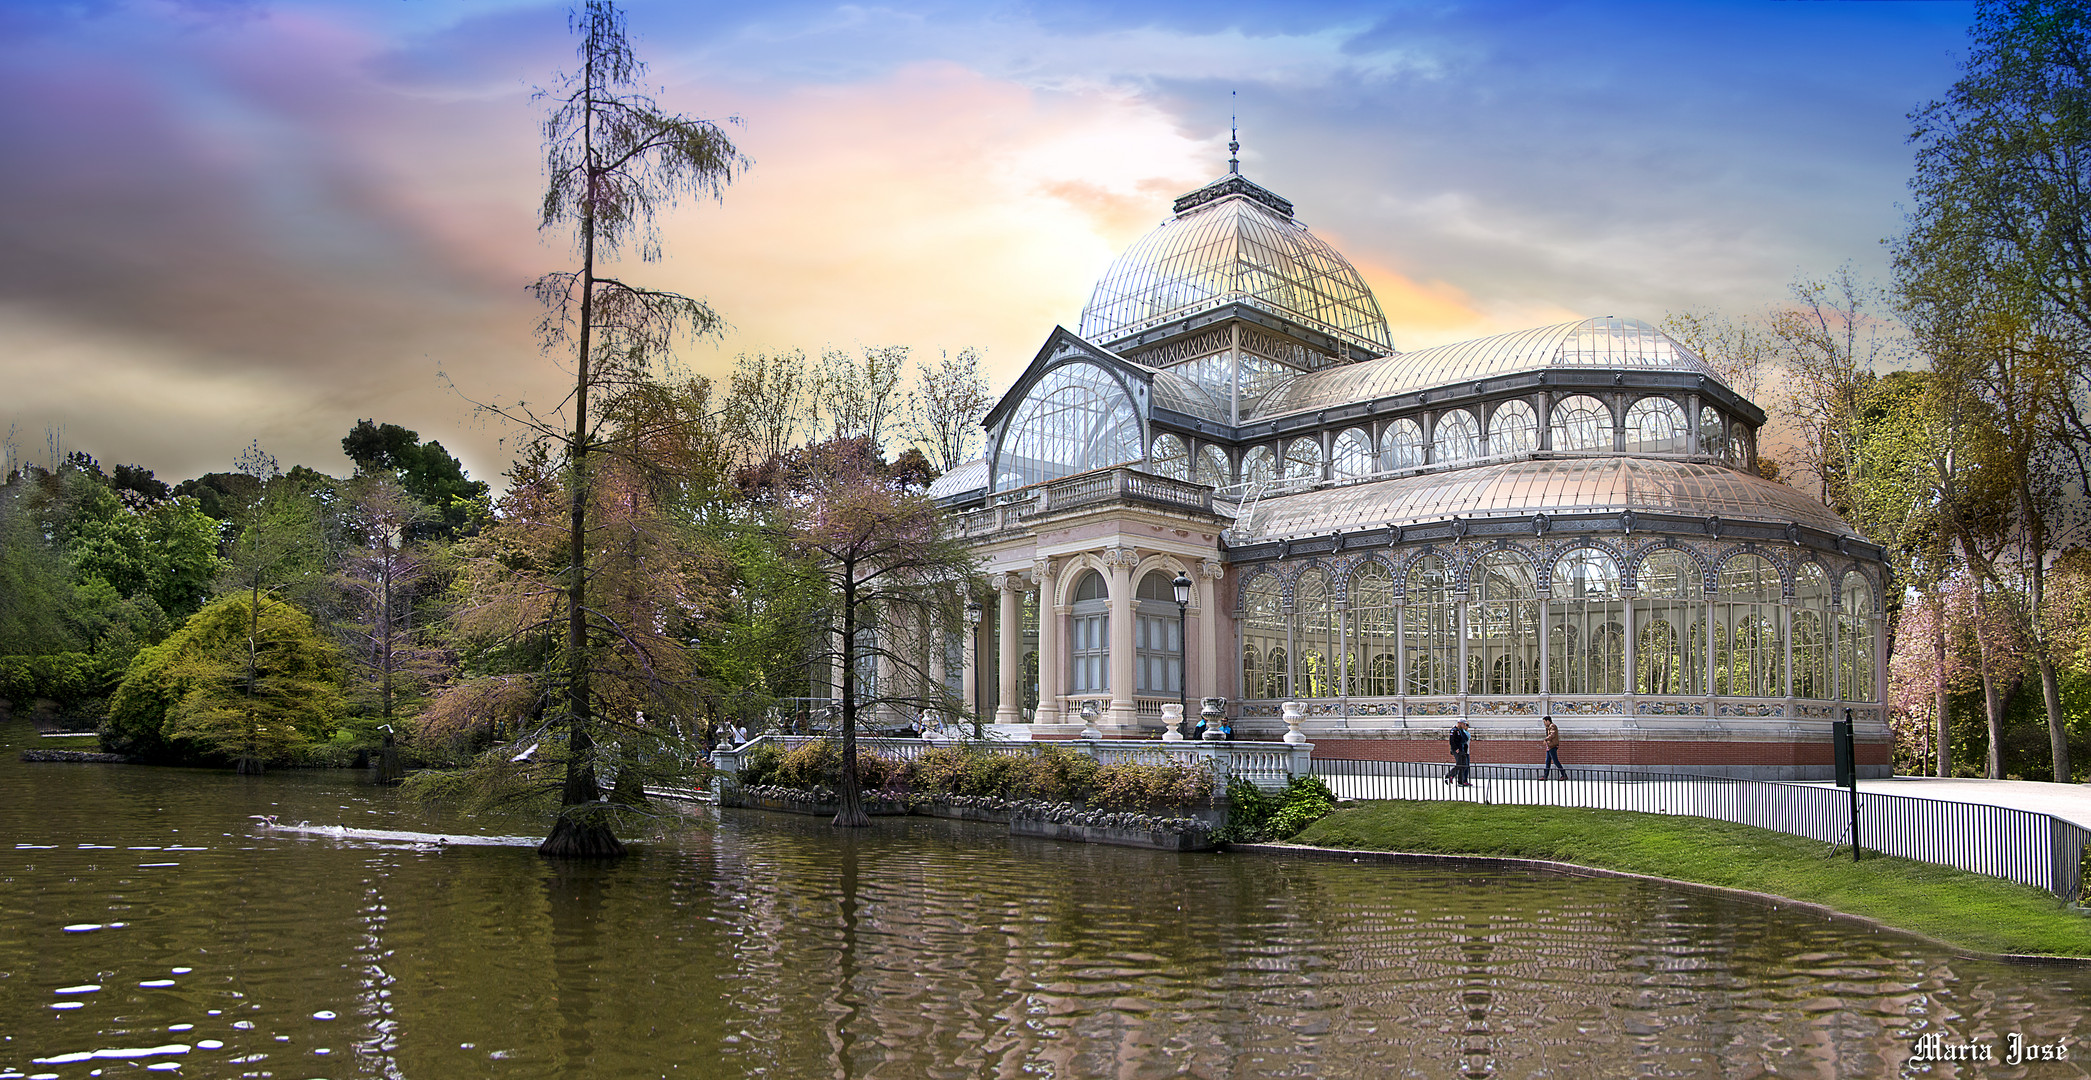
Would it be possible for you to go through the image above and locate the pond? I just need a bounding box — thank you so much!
[1,722,2086,1079]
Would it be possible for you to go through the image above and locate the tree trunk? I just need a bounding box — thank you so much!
[833,568,869,827]
[545,45,614,859]
[1932,594,1950,777]
[1970,585,2009,780]
[540,815,626,858]
[2038,654,2070,783]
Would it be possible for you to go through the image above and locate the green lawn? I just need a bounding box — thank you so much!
[1288,800,2091,959]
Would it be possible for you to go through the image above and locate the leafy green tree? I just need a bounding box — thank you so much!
[108,594,344,769]
[524,0,744,857]
[340,420,490,539]
[1898,2,2091,779]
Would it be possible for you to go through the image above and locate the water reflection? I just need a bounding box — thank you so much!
[2,723,2087,1078]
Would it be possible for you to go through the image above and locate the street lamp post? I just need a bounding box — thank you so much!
[1172,571,1192,740]
[964,600,983,737]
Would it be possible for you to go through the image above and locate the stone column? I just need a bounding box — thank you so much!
[1199,559,1225,705]
[961,613,979,723]
[1105,546,1139,729]
[927,607,947,709]
[1033,557,1060,725]
[995,572,1022,725]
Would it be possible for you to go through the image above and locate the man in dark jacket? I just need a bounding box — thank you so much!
[1448,720,1472,787]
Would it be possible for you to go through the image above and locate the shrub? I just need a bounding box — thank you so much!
[1219,777,1278,842]
[1094,761,1215,812]
[737,743,783,787]
[1265,775,1337,839]
[1219,774,1336,842]
[775,738,840,789]
[756,739,906,793]
[958,750,1028,797]
[911,746,968,793]
[1016,744,1100,802]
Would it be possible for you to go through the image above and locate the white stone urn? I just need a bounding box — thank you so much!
[1281,700,1307,744]
[1078,699,1102,741]
[1160,702,1185,742]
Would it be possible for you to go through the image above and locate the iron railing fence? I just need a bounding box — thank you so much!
[1309,758,2089,901]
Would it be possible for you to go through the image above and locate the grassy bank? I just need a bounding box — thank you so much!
[1289,801,2091,959]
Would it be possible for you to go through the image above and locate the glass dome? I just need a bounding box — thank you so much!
[1078,176,1394,354]
[1253,316,1720,419]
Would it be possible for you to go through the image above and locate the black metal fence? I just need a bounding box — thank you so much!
[1309,758,2090,901]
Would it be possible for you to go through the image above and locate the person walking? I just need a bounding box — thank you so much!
[1541,716,1566,779]
[1447,720,1472,787]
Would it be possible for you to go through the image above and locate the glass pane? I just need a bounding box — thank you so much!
[1434,409,1479,463]
[1624,395,1688,454]
[994,361,1142,490]
[1486,399,1537,457]
[1149,433,1189,480]
[1332,428,1375,479]
[1550,395,1612,452]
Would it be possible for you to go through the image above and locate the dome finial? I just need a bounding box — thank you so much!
[1228,91,1240,175]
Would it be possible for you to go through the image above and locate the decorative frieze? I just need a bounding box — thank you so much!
[1635,700,1705,717]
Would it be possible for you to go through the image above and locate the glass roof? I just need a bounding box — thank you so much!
[1243,457,1856,539]
[1149,364,1228,423]
[1078,179,1394,354]
[927,457,988,500]
[1252,316,1720,419]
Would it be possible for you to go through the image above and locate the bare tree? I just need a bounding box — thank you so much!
[812,346,907,452]
[907,347,993,472]
[723,350,808,467]
[1766,268,1904,514]
[531,0,745,857]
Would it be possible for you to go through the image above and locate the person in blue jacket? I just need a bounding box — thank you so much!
[1448,720,1472,787]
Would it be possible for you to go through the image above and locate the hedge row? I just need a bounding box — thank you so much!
[737,740,1216,813]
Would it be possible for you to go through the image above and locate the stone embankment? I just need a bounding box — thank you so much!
[726,786,1220,851]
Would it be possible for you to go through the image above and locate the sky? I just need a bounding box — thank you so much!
[0,0,1977,489]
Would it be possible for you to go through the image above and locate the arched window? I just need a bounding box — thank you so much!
[1839,571,1876,702]
[1624,396,1688,454]
[1134,571,1183,695]
[1284,436,1324,481]
[994,361,1142,490]
[1487,400,1538,458]
[1793,563,1831,699]
[1404,555,1457,695]
[1070,570,1109,694]
[1550,548,1624,694]
[1294,568,1336,698]
[1717,554,1783,697]
[1381,418,1425,470]
[1550,395,1613,452]
[1699,406,1729,461]
[1332,428,1375,479]
[1635,551,1703,695]
[1434,409,1480,464]
[1240,573,1286,699]
[1148,433,1189,480]
[1195,445,1232,489]
[1470,551,1539,695]
[1243,445,1278,487]
[1351,561,1397,696]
